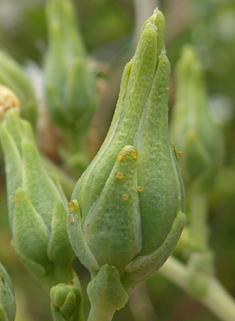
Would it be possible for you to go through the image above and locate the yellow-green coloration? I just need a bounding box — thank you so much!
[0,263,16,321]
[0,110,75,293]
[116,172,124,179]
[170,45,224,189]
[68,8,185,301]
[117,152,125,161]
[68,214,75,223]
[0,51,37,128]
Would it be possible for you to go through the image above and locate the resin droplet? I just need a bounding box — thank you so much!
[178,151,183,157]
[137,186,144,192]
[68,201,76,210]
[68,214,75,223]
[116,171,124,179]
[13,195,17,202]
[122,193,129,200]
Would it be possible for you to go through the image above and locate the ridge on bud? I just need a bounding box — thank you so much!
[68,8,185,292]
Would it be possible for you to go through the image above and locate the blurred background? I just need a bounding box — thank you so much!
[0,0,235,320]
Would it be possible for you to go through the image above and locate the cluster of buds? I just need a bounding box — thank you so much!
[67,9,185,316]
[0,5,186,321]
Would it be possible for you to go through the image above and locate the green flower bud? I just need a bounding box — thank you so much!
[0,109,74,292]
[170,45,224,189]
[44,0,97,173]
[0,262,16,321]
[50,271,84,321]
[68,9,185,291]
[0,50,38,128]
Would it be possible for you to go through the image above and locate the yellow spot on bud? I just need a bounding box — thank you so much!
[0,85,20,119]
[68,214,75,223]
[117,151,125,161]
[137,186,144,192]
[13,195,17,202]
[178,151,183,157]
[129,148,138,159]
[68,201,76,211]
[116,171,123,179]
[117,147,138,161]
[122,193,129,200]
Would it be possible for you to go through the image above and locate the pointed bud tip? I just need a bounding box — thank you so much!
[145,8,165,32]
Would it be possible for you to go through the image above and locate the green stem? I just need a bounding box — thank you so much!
[159,256,235,321]
[188,187,209,251]
[87,306,116,321]
[129,283,157,321]
[61,128,89,177]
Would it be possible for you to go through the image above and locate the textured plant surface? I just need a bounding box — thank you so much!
[0,0,235,321]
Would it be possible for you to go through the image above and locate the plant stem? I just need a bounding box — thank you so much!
[159,256,235,321]
[129,283,157,321]
[188,187,209,251]
[87,306,116,321]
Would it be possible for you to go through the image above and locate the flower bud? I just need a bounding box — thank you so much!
[50,271,84,321]
[44,0,97,173]
[0,109,74,292]
[68,9,185,290]
[0,50,38,128]
[0,262,16,321]
[170,45,224,189]
[0,85,20,120]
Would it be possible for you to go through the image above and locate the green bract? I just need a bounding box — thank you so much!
[0,109,74,292]
[170,45,224,189]
[44,0,97,174]
[0,50,38,128]
[0,262,16,321]
[50,271,84,321]
[68,9,185,292]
